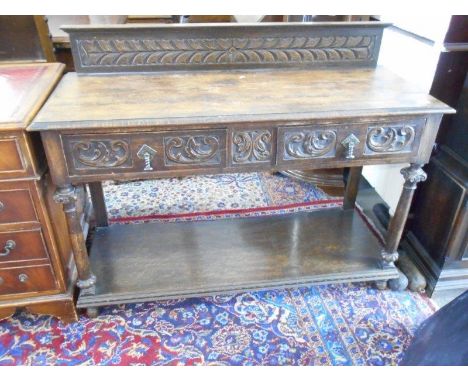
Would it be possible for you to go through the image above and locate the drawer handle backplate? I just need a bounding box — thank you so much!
[0,240,16,257]
[18,273,28,283]
[342,134,360,159]
[137,144,157,171]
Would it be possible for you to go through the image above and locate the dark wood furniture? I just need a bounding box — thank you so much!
[0,63,79,322]
[401,290,468,365]
[29,22,453,317]
[0,16,55,63]
[404,16,468,297]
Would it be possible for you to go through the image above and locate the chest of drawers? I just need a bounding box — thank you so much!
[0,63,79,322]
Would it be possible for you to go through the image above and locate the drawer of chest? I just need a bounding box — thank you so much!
[0,137,25,173]
[0,132,41,179]
[0,188,38,225]
[0,229,49,263]
[0,265,56,296]
[277,118,426,164]
[62,129,227,175]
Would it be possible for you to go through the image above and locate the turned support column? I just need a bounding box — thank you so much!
[54,185,96,295]
[381,164,427,266]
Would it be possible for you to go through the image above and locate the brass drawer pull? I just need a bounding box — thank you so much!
[342,134,360,159]
[18,273,28,283]
[137,144,157,171]
[0,240,16,257]
[0,201,4,212]
[0,276,3,285]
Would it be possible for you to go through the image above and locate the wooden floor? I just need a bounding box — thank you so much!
[77,208,398,308]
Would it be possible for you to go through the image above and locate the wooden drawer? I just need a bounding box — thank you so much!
[277,117,426,165]
[0,137,25,172]
[0,229,49,263]
[0,265,56,296]
[62,129,227,176]
[52,116,427,184]
[0,131,43,180]
[0,188,38,225]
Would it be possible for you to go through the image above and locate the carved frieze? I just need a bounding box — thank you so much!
[70,139,131,168]
[164,135,221,166]
[232,130,272,164]
[283,129,337,160]
[365,125,415,155]
[75,35,377,69]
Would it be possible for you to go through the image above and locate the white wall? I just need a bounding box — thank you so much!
[363,17,450,214]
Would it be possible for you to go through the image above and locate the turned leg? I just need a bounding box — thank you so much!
[86,307,100,318]
[54,185,96,296]
[382,164,427,267]
[343,166,362,210]
[89,182,108,227]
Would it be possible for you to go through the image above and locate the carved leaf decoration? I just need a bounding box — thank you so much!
[165,136,220,165]
[366,125,416,153]
[232,131,272,163]
[72,140,130,168]
[284,130,337,159]
[77,35,377,67]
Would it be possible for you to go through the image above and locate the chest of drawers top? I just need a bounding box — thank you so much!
[0,63,64,131]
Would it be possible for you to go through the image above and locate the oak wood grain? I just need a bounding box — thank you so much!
[77,209,398,307]
[30,67,453,131]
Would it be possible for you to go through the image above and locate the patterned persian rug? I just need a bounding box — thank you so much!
[0,172,437,365]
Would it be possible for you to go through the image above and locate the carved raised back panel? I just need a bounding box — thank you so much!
[63,22,389,74]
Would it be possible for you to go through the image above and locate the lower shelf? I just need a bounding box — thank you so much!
[77,208,398,308]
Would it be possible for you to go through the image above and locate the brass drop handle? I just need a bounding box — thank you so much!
[341,134,360,160]
[18,273,28,283]
[0,240,16,257]
[137,144,157,171]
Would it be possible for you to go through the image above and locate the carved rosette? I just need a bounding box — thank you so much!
[164,135,220,165]
[71,139,131,168]
[232,130,272,164]
[401,164,427,189]
[284,130,337,160]
[76,35,376,68]
[365,125,415,154]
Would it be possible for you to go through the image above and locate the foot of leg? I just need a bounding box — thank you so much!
[86,307,99,318]
[388,269,409,291]
[375,280,388,290]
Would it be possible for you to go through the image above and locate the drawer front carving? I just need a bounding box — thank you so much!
[364,119,425,156]
[0,138,25,173]
[164,134,222,166]
[279,127,338,162]
[0,189,38,225]
[63,130,226,175]
[60,119,426,180]
[0,229,49,263]
[231,130,273,165]
[69,138,133,169]
[0,265,56,296]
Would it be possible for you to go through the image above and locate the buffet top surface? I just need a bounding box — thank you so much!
[30,66,453,131]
